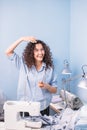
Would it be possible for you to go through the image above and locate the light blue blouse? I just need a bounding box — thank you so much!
[8,52,58,111]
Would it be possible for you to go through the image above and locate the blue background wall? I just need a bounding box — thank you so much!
[70,0,87,104]
[1,0,87,104]
[0,0,70,100]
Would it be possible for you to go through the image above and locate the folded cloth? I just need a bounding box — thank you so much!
[75,105,87,129]
[75,124,87,130]
[75,119,87,130]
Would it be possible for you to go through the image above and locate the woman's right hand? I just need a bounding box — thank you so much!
[21,36,37,43]
[38,81,44,88]
[5,36,37,56]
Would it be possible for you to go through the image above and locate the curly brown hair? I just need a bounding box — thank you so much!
[23,40,54,69]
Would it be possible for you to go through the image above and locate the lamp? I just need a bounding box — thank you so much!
[78,65,87,88]
[61,59,72,92]
[62,59,72,75]
[61,59,72,107]
[61,64,87,108]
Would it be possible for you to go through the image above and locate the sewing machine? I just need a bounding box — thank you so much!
[3,101,42,130]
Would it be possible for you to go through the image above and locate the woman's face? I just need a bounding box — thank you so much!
[34,43,45,62]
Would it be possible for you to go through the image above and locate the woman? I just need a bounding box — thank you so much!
[5,36,58,115]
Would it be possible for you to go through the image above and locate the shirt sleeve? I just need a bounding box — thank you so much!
[8,52,22,70]
[50,69,58,88]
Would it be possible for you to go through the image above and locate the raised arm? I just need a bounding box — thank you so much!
[5,36,37,56]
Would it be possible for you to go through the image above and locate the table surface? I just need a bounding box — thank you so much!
[0,122,52,130]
